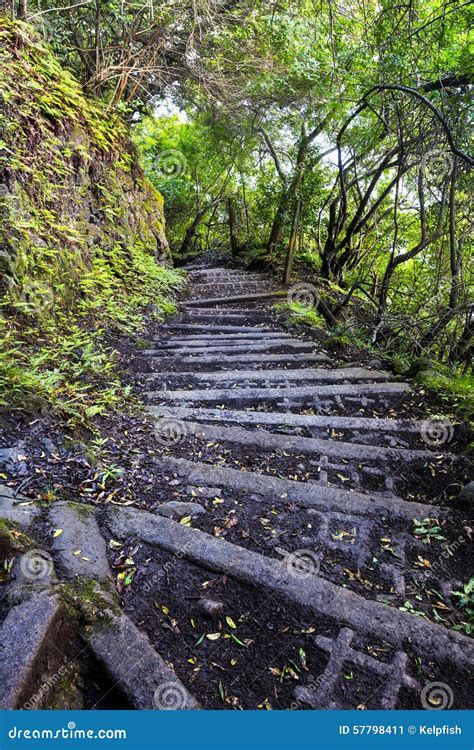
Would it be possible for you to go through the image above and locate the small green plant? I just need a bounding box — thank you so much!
[412,518,446,543]
[451,578,474,636]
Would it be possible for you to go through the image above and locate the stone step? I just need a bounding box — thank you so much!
[155,455,436,521]
[191,283,276,294]
[158,332,292,344]
[182,314,250,322]
[147,405,426,434]
[87,612,200,710]
[149,418,439,462]
[105,506,473,673]
[182,308,272,316]
[147,341,317,357]
[154,337,296,350]
[159,324,276,333]
[149,352,331,367]
[146,381,410,403]
[0,592,66,709]
[164,366,393,383]
[148,339,315,356]
[188,268,259,276]
[184,291,287,307]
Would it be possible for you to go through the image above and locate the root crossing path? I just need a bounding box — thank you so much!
[1,263,472,711]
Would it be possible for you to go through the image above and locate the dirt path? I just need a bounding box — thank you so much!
[1,263,472,711]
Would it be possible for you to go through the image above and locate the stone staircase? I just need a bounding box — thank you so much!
[1,263,472,711]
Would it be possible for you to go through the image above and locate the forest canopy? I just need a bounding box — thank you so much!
[5,0,473,372]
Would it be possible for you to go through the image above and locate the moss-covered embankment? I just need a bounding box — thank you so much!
[0,19,183,423]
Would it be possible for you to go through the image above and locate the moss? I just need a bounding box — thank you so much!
[0,517,35,553]
[67,502,95,520]
[59,577,120,623]
[42,663,83,710]
[0,20,183,426]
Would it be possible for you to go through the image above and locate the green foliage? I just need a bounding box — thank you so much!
[0,21,182,426]
[275,302,326,330]
[452,578,474,636]
[415,368,474,423]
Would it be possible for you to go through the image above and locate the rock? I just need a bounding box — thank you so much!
[186,485,222,499]
[156,501,206,519]
[0,484,40,528]
[456,481,474,509]
[86,613,200,710]
[198,598,224,621]
[368,358,384,369]
[0,592,67,709]
[49,501,112,582]
[0,446,27,476]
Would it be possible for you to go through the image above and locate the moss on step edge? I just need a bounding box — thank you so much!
[0,19,184,426]
[59,577,121,624]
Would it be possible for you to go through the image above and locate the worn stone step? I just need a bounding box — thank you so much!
[0,592,67,709]
[191,282,275,294]
[105,506,473,672]
[150,418,439,463]
[165,366,393,384]
[148,338,315,356]
[155,456,436,521]
[184,291,287,307]
[147,341,317,358]
[182,308,272,316]
[182,314,252,323]
[158,332,292,344]
[147,405,427,434]
[150,352,331,367]
[146,381,410,403]
[154,337,296,350]
[159,324,275,334]
[49,501,112,583]
[87,612,200,710]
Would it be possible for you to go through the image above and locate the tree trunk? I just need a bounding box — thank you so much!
[282,198,301,284]
[228,197,239,255]
[180,210,206,256]
[448,307,473,368]
[17,0,26,18]
[266,190,291,255]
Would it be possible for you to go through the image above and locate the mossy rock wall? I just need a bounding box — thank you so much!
[0,20,183,423]
[0,19,170,301]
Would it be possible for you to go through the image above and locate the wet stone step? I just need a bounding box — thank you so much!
[148,417,447,463]
[145,381,410,405]
[136,353,331,372]
[145,341,318,357]
[184,291,287,307]
[154,456,438,521]
[147,406,433,450]
[152,367,393,386]
[104,506,474,686]
[155,324,279,334]
[105,541,430,709]
[155,333,294,346]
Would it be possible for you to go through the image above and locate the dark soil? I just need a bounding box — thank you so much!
[102,541,472,710]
